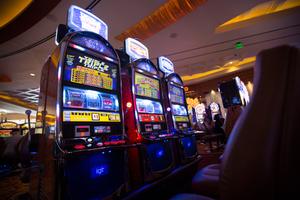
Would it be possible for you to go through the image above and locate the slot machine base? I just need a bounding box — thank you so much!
[141,139,175,183]
[123,155,202,200]
[176,135,198,164]
[61,148,127,200]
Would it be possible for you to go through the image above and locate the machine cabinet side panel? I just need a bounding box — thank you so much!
[162,81,174,131]
[121,72,139,143]
[39,51,60,199]
[43,56,59,128]
[30,49,60,200]
[35,60,50,133]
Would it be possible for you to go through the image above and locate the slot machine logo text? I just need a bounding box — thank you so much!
[140,77,156,88]
[158,56,174,75]
[129,42,148,59]
[125,38,149,60]
[68,5,108,39]
[78,56,109,72]
[80,12,101,34]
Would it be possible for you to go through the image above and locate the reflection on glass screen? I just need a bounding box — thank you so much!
[136,98,163,114]
[172,104,187,116]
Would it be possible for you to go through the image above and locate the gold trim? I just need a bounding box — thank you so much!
[0,0,33,28]
[0,92,37,110]
[216,0,300,33]
[182,56,256,82]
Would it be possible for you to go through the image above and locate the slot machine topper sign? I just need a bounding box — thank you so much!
[158,56,174,76]
[125,38,149,61]
[210,102,219,113]
[195,103,206,122]
[67,5,108,40]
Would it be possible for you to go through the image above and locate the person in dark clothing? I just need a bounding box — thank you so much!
[213,114,226,144]
[201,113,214,133]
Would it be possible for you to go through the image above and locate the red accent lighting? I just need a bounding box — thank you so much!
[74,144,86,150]
[126,102,132,108]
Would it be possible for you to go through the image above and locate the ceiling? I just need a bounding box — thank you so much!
[0,101,36,124]
[0,0,300,107]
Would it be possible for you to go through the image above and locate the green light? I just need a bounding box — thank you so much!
[235,42,244,49]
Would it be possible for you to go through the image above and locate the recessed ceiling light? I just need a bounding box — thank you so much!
[30,73,36,77]
[0,109,8,113]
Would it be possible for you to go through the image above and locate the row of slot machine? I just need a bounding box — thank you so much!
[192,76,250,124]
[30,5,198,200]
[194,102,222,124]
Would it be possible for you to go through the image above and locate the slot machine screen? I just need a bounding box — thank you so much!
[169,84,184,104]
[64,48,118,90]
[63,86,119,112]
[171,104,188,116]
[219,79,242,108]
[136,98,163,114]
[134,72,160,99]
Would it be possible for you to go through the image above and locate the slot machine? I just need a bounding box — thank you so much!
[195,103,206,124]
[118,38,175,184]
[30,6,128,200]
[158,56,198,164]
[235,76,250,106]
[209,102,221,120]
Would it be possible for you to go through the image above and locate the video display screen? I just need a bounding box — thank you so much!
[219,80,242,108]
[172,104,188,116]
[136,98,163,114]
[63,86,119,112]
[136,62,157,74]
[169,85,184,104]
[71,36,115,59]
[64,48,118,90]
[135,72,160,99]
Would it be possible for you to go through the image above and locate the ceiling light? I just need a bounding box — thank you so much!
[0,109,8,113]
[181,56,256,82]
[30,73,35,77]
[215,0,300,33]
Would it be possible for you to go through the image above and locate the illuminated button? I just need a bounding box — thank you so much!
[156,150,164,158]
[86,143,92,148]
[74,144,85,150]
[87,138,93,143]
[110,141,119,145]
[117,140,126,144]
[96,142,103,147]
[126,102,132,108]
